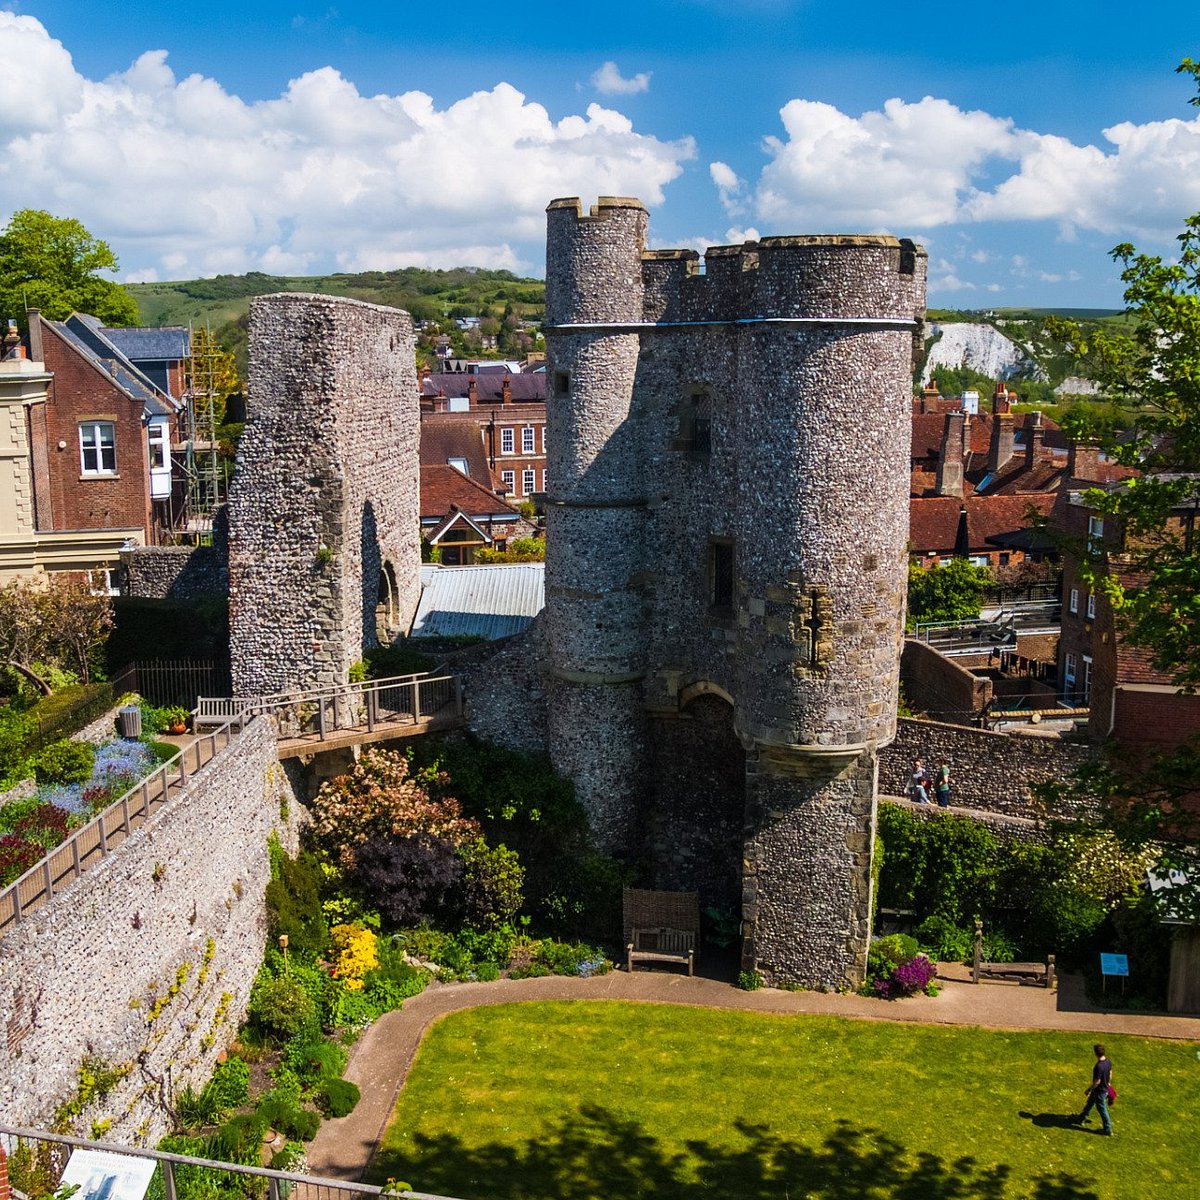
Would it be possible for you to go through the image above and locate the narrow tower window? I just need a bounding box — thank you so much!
[709,538,734,612]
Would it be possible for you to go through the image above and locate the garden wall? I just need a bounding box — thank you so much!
[879,717,1096,821]
[900,639,990,722]
[0,718,302,1144]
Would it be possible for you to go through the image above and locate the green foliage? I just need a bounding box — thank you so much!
[866,934,919,975]
[282,1036,347,1084]
[914,915,973,963]
[906,559,991,629]
[0,683,113,786]
[361,641,434,678]
[315,1077,361,1119]
[248,974,318,1043]
[474,537,546,564]
[456,837,524,928]
[265,847,330,956]
[33,738,94,785]
[255,1093,320,1142]
[736,970,763,991]
[175,1057,252,1132]
[0,209,138,325]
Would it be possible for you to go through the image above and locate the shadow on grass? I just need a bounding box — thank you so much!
[375,1104,1100,1200]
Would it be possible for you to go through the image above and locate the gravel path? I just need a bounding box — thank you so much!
[305,963,1200,1182]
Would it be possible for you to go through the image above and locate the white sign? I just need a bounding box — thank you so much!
[59,1150,157,1200]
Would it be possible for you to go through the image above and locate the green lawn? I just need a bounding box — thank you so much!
[372,1002,1198,1200]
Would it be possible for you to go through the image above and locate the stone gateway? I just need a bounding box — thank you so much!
[534,197,927,990]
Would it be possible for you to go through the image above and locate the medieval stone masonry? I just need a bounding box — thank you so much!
[228,295,421,697]
[522,196,927,989]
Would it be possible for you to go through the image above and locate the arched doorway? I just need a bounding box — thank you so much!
[376,560,400,643]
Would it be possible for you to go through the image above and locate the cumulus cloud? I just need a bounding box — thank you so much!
[0,15,693,279]
[740,92,1200,244]
[590,61,652,96]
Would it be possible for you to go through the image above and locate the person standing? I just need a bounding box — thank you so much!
[1076,1044,1114,1135]
[909,758,931,804]
[934,758,952,808]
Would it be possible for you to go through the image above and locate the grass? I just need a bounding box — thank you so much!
[372,1001,1198,1200]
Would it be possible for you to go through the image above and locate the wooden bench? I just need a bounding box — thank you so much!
[623,888,700,977]
[972,920,1055,988]
[627,926,696,976]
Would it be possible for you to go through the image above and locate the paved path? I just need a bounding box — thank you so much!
[305,964,1200,1183]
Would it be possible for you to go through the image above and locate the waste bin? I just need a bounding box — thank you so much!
[117,704,142,739]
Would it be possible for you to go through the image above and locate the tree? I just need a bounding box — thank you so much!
[0,574,113,693]
[0,209,138,326]
[906,559,990,629]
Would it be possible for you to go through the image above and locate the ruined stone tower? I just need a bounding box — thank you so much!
[542,197,926,989]
[228,294,421,697]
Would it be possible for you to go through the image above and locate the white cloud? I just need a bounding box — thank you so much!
[710,160,748,216]
[591,61,652,96]
[739,92,1200,244]
[0,17,693,280]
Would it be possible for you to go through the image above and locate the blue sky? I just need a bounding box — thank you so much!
[2,1,1199,307]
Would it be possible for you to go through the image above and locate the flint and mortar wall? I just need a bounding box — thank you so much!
[543,197,927,986]
[901,638,991,722]
[879,717,1095,820]
[0,718,301,1143]
[121,523,229,602]
[228,295,420,697]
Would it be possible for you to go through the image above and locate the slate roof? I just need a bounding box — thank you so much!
[908,492,1058,555]
[410,563,545,639]
[53,315,178,415]
[422,373,546,403]
[102,325,190,362]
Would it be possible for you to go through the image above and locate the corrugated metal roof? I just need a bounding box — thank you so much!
[411,563,544,639]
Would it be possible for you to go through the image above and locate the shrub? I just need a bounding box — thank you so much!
[737,970,763,991]
[205,1057,250,1110]
[283,1036,347,1083]
[249,975,317,1042]
[914,915,973,963]
[315,1077,361,1119]
[255,1094,320,1142]
[33,738,94,785]
[355,833,464,927]
[455,837,524,928]
[873,953,938,1000]
[266,848,330,955]
[330,923,379,991]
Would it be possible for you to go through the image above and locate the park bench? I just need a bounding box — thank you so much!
[623,888,700,976]
[972,919,1055,988]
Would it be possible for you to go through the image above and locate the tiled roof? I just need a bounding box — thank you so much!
[410,562,545,639]
[911,410,1063,462]
[420,463,518,521]
[909,492,1058,555]
[419,416,492,480]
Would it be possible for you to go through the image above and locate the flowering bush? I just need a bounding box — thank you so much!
[864,934,938,1000]
[310,749,480,870]
[330,923,379,991]
[872,953,938,1000]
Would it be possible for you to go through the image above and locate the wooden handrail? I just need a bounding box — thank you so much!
[0,719,244,935]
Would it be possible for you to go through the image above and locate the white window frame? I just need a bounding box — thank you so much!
[80,421,116,475]
[1069,588,1079,614]
[522,426,536,454]
[500,469,515,493]
[1064,652,1077,690]
[541,469,547,493]
[500,428,514,455]
[1086,592,1096,620]
[1082,654,1093,702]
[540,426,546,453]
[521,468,536,496]
[1088,514,1104,552]
[447,456,469,475]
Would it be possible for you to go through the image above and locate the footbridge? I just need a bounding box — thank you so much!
[196,670,465,758]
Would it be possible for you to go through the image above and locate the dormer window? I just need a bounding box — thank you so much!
[448,456,469,475]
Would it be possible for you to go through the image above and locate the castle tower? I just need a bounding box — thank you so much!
[228,294,421,697]
[542,198,650,850]
[728,236,925,987]
[541,199,926,988]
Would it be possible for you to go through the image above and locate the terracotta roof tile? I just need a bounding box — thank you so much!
[420,464,518,521]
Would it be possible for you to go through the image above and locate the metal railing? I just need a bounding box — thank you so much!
[196,673,464,744]
[0,1125,461,1200]
[0,722,242,935]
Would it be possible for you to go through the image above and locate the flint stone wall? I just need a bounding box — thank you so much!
[120,545,228,602]
[0,717,301,1144]
[879,716,1096,820]
[228,295,420,697]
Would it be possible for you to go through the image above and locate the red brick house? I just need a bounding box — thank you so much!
[27,311,186,545]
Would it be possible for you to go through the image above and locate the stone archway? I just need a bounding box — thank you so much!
[376,560,401,643]
[645,689,746,914]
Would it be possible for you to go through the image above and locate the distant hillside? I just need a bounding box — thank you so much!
[128,267,545,366]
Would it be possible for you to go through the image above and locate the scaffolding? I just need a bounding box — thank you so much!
[179,321,228,540]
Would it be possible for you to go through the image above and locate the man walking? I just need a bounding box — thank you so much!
[1076,1044,1114,1135]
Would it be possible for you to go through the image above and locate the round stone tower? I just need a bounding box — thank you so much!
[542,197,650,851]
[731,235,926,986]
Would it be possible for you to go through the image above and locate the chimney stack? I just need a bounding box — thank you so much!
[988,386,1014,474]
[467,378,478,407]
[26,308,43,362]
[1068,440,1103,482]
[921,378,940,413]
[1024,410,1044,469]
[935,410,965,498]
[501,377,511,405]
